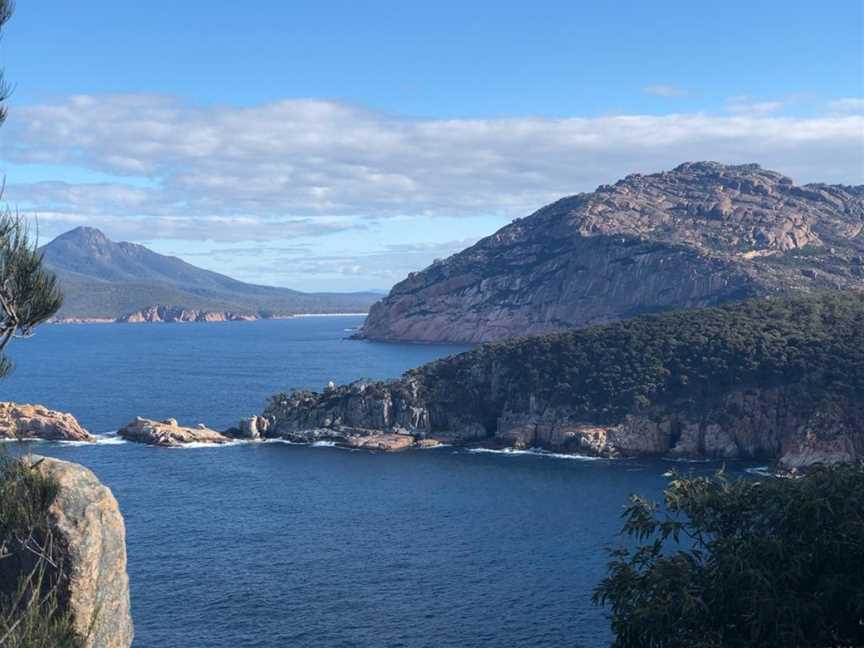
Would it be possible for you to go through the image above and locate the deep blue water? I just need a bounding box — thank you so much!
[0,318,745,647]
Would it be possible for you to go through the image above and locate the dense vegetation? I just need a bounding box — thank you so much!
[594,465,864,647]
[0,455,81,648]
[411,291,864,427]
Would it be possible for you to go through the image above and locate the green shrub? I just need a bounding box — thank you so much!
[593,465,864,647]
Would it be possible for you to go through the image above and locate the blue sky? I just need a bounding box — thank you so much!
[0,0,862,290]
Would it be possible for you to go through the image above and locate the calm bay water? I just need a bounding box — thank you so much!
[1,317,743,647]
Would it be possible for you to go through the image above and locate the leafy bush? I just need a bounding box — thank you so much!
[593,465,864,647]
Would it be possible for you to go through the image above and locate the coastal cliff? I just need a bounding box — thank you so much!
[359,162,864,343]
[117,305,261,323]
[261,292,864,468]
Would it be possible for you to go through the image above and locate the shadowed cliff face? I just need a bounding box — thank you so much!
[264,293,864,468]
[360,162,864,343]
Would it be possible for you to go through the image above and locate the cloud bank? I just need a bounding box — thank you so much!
[2,94,862,244]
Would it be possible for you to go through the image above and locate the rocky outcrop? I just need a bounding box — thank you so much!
[117,305,260,323]
[118,416,231,446]
[343,432,416,451]
[229,415,271,439]
[0,402,95,442]
[26,456,132,647]
[359,162,864,342]
[264,293,864,467]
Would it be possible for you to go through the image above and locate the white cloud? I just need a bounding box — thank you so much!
[827,97,864,113]
[171,238,479,290]
[1,94,862,245]
[724,96,785,115]
[643,84,688,97]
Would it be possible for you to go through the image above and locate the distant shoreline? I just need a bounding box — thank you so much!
[290,313,368,317]
[48,312,368,325]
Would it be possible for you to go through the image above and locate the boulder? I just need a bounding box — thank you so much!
[232,415,270,440]
[0,402,95,442]
[343,433,415,452]
[118,416,231,446]
[32,456,132,647]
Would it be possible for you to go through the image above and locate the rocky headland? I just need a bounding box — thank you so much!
[255,292,864,469]
[0,402,95,442]
[359,162,864,343]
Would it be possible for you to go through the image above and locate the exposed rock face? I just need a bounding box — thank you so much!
[231,415,271,439]
[265,293,864,467]
[118,305,260,323]
[344,432,416,451]
[0,402,95,442]
[118,416,231,446]
[31,456,133,648]
[262,382,864,468]
[359,162,864,342]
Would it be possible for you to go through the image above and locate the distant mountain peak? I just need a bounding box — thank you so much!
[37,226,379,319]
[54,226,111,244]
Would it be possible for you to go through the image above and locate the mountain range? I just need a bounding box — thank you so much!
[359,162,864,343]
[39,227,380,321]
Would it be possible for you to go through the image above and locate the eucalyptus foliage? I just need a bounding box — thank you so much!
[594,466,864,648]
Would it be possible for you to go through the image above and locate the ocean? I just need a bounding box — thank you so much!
[2,317,748,647]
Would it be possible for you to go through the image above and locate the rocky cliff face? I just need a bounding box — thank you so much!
[262,293,864,468]
[117,305,260,323]
[264,385,864,468]
[360,162,864,342]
